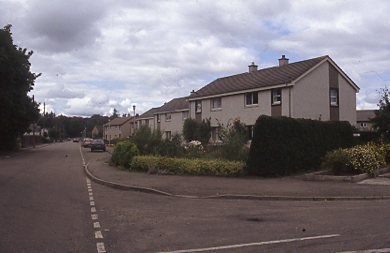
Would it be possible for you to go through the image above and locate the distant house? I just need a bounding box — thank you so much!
[152,97,189,139]
[103,117,135,142]
[91,125,103,138]
[137,107,161,130]
[188,55,359,141]
[356,110,377,132]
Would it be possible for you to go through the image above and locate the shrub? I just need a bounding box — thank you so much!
[345,144,385,175]
[156,134,184,157]
[321,143,386,175]
[131,125,162,154]
[110,141,139,168]
[247,115,354,177]
[379,143,390,165]
[130,155,245,176]
[321,149,355,175]
[182,118,211,145]
[218,119,249,161]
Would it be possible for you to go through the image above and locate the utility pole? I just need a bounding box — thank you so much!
[32,95,36,148]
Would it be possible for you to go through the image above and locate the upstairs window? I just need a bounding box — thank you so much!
[165,113,172,121]
[211,97,222,110]
[330,88,339,106]
[195,101,202,113]
[157,114,161,123]
[245,92,258,106]
[182,111,189,120]
[271,88,282,105]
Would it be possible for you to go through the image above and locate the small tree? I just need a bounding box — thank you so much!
[218,119,248,161]
[183,118,198,142]
[197,119,211,145]
[182,118,211,145]
[372,87,390,142]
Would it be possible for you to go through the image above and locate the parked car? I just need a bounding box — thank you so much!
[82,138,93,148]
[90,139,106,152]
[73,138,79,142]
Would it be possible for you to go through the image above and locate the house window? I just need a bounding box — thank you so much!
[182,111,189,120]
[211,97,222,110]
[195,101,202,113]
[166,113,172,121]
[330,88,339,106]
[245,92,258,106]
[271,88,282,105]
[157,114,161,123]
[165,131,171,140]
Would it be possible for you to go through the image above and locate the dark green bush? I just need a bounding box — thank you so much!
[131,155,245,176]
[321,149,355,175]
[182,118,211,145]
[131,125,162,154]
[247,115,354,177]
[110,140,139,168]
[156,134,184,157]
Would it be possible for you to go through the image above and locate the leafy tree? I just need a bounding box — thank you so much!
[182,118,211,145]
[372,87,390,142]
[0,25,40,150]
[183,118,198,142]
[197,119,211,145]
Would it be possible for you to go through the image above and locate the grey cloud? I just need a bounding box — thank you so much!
[23,0,108,52]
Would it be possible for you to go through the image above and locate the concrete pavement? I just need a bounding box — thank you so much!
[81,148,390,200]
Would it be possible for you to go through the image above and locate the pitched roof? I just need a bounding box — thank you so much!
[357,110,377,122]
[104,117,132,126]
[139,107,161,119]
[189,56,329,99]
[156,97,189,114]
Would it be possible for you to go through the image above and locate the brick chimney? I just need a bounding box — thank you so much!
[278,55,289,66]
[248,62,258,73]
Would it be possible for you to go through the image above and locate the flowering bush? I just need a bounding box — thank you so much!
[344,143,385,175]
[321,143,386,175]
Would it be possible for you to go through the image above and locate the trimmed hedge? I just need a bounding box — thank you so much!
[130,155,245,176]
[247,115,354,177]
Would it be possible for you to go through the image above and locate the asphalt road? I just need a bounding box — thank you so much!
[1,142,390,253]
[0,142,95,253]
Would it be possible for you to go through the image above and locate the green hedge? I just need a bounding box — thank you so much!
[130,155,245,176]
[110,141,139,168]
[247,115,354,177]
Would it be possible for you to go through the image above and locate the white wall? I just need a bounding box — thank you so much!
[339,75,357,125]
[192,90,272,127]
[292,61,330,121]
[155,110,188,137]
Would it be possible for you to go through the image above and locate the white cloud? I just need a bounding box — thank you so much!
[3,0,389,116]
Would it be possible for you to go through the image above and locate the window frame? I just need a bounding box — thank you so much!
[245,92,259,106]
[330,88,339,107]
[165,112,172,121]
[195,101,202,113]
[182,111,189,121]
[271,88,282,105]
[211,97,222,110]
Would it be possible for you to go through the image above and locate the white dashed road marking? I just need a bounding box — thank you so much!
[80,147,107,253]
[160,234,341,253]
[339,248,390,253]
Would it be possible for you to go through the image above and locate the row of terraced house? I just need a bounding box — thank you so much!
[103,55,361,143]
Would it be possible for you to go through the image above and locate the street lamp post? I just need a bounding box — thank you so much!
[133,105,136,136]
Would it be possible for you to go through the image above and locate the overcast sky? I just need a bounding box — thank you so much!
[1,0,389,116]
